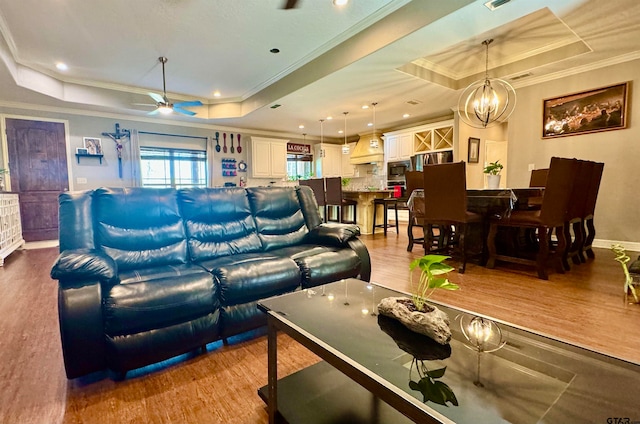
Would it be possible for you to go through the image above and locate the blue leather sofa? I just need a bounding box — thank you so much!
[50,186,370,379]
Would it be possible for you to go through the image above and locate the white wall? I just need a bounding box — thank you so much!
[506,58,640,244]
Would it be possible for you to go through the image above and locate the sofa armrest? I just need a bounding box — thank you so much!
[348,238,371,282]
[50,248,118,284]
[306,223,360,247]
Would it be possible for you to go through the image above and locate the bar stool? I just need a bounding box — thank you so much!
[325,177,357,224]
[372,197,399,235]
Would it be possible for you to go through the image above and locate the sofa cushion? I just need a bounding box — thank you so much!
[247,187,308,251]
[103,271,217,336]
[178,188,262,261]
[118,263,207,285]
[200,253,301,306]
[93,187,187,271]
[296,249,362,288]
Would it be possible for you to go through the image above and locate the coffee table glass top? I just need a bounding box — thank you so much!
[259,279,640,424]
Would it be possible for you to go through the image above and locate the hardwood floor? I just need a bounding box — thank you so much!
[1,231,639,424]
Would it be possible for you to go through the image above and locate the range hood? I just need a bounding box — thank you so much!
[349,131,385,165]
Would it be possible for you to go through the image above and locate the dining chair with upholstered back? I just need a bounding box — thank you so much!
[529,168,549,188]
[582,161,604,260]
[299,178,327,222]
[486,157,578,280]
[405,171,425,251]
[563,160,595,269]
[422,162,482,273]
[324,177,357,224]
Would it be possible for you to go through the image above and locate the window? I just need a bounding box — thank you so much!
[140,147,207,188]
[287,153,313,181]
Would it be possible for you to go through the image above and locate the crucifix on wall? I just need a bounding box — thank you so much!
[101,123,130,178]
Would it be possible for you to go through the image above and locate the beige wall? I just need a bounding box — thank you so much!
[506,59,640,244]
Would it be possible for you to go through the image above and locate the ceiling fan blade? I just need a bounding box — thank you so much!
[174,100,203,108]
[282,0,298,9]
[133,103,156,107]
[173,106,197,117]
[149,92,165,103]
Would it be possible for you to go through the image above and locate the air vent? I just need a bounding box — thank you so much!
[510,72,532,81]
[406,99,422,105]
[270,104,281,109]
[484,0,512,11]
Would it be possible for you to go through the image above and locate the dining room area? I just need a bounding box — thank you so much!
[385,156,607,283]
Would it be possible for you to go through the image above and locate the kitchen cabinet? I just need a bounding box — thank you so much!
[314,144,343,178]
[249,137,288,179]
[383,119,454,169]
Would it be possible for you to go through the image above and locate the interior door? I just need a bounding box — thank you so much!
[5,118,69,241]
[484,140,508,188]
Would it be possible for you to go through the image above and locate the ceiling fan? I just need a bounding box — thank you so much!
[145,57,202,116]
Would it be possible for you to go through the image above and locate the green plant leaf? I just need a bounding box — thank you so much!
[426,367,447,379]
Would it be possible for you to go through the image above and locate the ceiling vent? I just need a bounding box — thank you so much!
[406,99,422,105]
[270,104,281,109]
[484,0,512,11]
[510,72,532,81]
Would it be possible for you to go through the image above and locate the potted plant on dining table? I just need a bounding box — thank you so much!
[484,160,503,189]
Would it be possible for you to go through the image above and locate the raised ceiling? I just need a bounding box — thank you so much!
[0,0,639,141]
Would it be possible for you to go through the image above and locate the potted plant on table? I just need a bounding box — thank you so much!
[483,160,503,189]
[377,255,459,344]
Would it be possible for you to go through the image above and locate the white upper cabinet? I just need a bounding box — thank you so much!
[248,137,288,179]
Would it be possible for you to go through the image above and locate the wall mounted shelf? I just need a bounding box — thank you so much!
[75,153,104,164]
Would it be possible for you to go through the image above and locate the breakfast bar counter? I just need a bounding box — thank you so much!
[343,189,393,235]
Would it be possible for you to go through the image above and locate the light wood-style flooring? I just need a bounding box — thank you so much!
[1,231,639,424]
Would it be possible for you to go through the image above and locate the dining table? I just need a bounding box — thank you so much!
[407,187,545,264]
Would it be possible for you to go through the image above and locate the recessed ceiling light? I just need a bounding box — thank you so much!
[270,48,280,54]
[56,62,68,71]
[213,91,221,97]
[338,130,344,134]
[298,124,305,129]
[403,113,410,118]
[361,105,369,109]
[326,116,333,120]
[367,122,373,127]
[333,0,348,6]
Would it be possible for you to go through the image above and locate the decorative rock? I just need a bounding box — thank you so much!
[377,297,451,345]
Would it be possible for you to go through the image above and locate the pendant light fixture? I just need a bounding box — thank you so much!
[458,39,516,128]
[342,112,350,154]
[370,102,379,149]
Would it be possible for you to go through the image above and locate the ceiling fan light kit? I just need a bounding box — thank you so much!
[458,39,516,129]
[146,56,203,117]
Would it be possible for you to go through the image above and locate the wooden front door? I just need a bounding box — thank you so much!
[5,118,68,242]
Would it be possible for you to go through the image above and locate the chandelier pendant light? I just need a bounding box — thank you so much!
[370,102,379,149]
[342,112,350,154]
[458,39,516,129]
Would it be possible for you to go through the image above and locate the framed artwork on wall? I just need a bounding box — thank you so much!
[83,137,103,155]
[468,137,480,163]
[542,82,629,139]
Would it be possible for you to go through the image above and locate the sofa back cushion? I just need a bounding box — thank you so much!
[247,187,308,251]
[93,187,187,271]
[178,188,262,261]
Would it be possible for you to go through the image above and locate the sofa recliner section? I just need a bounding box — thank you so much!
[51,185,370,379]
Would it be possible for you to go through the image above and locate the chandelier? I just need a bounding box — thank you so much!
[458,39,516,128]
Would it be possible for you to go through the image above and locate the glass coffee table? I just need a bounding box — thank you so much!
[258,279,640,424]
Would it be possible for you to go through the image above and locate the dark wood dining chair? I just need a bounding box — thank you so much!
[422,162,482,273]
[581,161,604,260]
[527,167,548,209]
[299,178,326,222]
[324,177,357,224]
[563,160,594,269]
[486,157,578,280]
[405,171,425,251]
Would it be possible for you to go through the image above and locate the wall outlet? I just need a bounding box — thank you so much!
[528,163,535,172]
[76,177,87,184]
